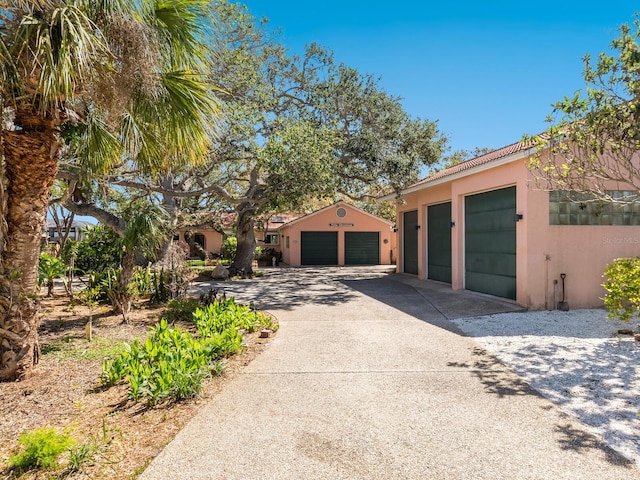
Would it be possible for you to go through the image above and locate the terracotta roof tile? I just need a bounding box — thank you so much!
[408,139,533,189]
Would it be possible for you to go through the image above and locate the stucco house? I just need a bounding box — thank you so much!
[278,201,396,266]
[178,202,396,266]
[381,140,640,310]
[177,212,304,259]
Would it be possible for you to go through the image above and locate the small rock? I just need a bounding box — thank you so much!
[259,329,271,338]
[634,333,640,342]
[210,264,230,280]
[618,329,633,335]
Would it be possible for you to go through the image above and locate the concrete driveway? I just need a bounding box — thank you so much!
[139,267,637,479]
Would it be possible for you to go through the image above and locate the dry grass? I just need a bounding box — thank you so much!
[0,293,275,479]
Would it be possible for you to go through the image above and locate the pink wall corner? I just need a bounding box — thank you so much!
[524,185,640,310]
[178,229,224,257]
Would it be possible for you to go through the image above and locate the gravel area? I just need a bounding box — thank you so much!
[452,309,640,466]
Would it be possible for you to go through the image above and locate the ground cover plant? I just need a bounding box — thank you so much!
[101,298,277,405]
[0,292,277,479]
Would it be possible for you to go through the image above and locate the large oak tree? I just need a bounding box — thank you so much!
[203,2,447,273]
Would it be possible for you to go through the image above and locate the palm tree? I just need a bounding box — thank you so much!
[0,0,219,381]
[111,204,167,323]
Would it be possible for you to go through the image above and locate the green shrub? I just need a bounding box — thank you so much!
[164,297,202,323]
[9,427,75,471]
[132,264,153,298]
[603,257,640,321]
[101,298,277,405]
[221,236,237,261]
[73,225,122,275]
[101,320,211,404]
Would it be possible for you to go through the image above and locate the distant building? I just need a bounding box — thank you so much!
[45,219,92,244]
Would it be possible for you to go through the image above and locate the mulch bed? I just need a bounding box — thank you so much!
[0,294,274,479]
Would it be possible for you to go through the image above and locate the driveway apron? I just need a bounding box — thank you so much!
[139,267,637,479]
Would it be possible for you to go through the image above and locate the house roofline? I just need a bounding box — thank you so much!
[277,200,393,230]
[379,142,538,201]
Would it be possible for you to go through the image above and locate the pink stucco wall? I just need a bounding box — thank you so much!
[279,203,396,266]
[178,229,223,257]
[396,157,640,310]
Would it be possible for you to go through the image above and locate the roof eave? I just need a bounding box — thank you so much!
[380,146,536,201]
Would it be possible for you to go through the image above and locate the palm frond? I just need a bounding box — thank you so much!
[151,0,211,66]
[79,112,123,174]
[119,110,164,174]
[123,203,167,254]
[12,5,109,111]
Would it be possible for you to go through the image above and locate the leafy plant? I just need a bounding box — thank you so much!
[72,225,122,275]
[151,268,169,303]
[9,427,75,471]
[164,297,202,323]
[65,441,98,475]
[101,298,277,404]
[222,236,237,261]
[132,264,153,299]
[37,253,68,297]
[602,257,640,321]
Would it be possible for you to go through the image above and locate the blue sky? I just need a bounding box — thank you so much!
[241,1,638,155]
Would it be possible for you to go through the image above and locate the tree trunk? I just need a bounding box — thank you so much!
[0,106,61,381]
[110,250,135,323]
[230,206,257,275]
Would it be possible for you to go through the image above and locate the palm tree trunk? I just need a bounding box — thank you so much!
[0,106,60,381]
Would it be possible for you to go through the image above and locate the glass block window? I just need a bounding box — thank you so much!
[549,190,640,226]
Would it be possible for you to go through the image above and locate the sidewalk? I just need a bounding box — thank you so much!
[139,267,637,479]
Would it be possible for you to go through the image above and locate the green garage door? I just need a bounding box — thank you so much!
[403,210,419,275]
[428,202,452,283]
[301,231,338,265]
[345,232,380,265]
[465,186,516,300]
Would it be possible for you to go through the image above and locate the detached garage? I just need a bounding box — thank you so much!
[278,202,396,267]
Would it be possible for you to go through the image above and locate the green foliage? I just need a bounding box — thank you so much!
[164,297,202,323]
[222,236,237,261]
[151,268,172,303]
[602,257,640,321]
[9,427,75,471]
[101,298,277,405]
[65,441,98,475]
[132,264,153,298]
[37,253,68,294]
[73,225,122,275]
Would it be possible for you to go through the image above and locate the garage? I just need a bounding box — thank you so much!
[464,186,516,300]
[345,232,380,265]
[427,202,452,283]
[301,231,338,265]
[403,210,419,274]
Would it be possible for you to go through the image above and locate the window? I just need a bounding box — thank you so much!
[286,236,290,248]
[264,233,279,245]
[549,190,640,226]
[336,207,347,218]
